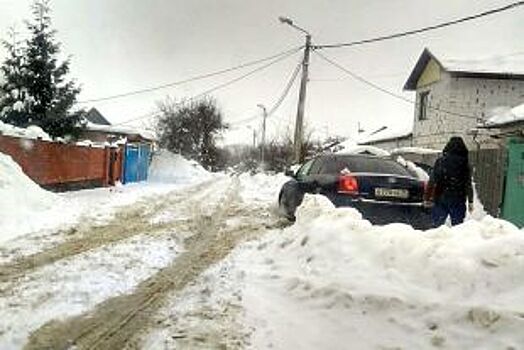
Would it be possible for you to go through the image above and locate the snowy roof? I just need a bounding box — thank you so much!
[483,103,524,128]
[357,125,412,145]
[0,121,52,141]
[335,145,391,157]
[404,48,524,90]
[84,108,111,126]
[391,147,441,155]
[85,122,157,141]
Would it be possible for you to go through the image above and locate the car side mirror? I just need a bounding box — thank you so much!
[285,169,296,178]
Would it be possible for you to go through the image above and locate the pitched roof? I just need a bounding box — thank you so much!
[404,48,524,90]
[84,107,111,125]
[358,125,413,145]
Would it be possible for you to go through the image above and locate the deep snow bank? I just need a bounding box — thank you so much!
[237,194,524,349]
[0,152,65,243]
[148,150,211,184]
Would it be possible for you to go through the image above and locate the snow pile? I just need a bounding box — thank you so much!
[396,156,429,181]
[238,172,289,204]
[0,121,52,141]
[391,146,441,155]
[485,103,524,127]
[0,152,65,243]
[336,144,391,157]
[148,150,211,184]
[232,195,524,349]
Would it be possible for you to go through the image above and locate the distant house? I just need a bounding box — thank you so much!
[80,107,156,144]
[404,48,524,150]
[357,127,413,151]
[79,107,157,184]
[84,107,111,126]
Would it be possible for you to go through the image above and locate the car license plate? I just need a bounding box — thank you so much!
[375,188,409,199]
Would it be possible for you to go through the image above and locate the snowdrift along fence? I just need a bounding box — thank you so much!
[0,134,123,190]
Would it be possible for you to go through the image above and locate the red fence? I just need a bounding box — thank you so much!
[0,134,123,189]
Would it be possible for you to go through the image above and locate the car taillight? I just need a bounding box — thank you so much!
[422,181,428,194]
[338,175,359,194]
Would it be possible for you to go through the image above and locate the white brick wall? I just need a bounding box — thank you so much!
[413,72,524,150]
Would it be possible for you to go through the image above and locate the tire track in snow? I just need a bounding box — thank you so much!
[0,178,218,287]
[24,176,281,350]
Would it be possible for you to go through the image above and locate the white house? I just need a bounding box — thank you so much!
[404,48,524,150]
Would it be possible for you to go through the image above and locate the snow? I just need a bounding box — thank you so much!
[12,100,24,112]
[0,121,52,141]
[179,192,523,349]
[0,152,68,243]
[2,164,523,349]
[391,146,441,155]
[336,144,391,157]
[438,52,524,76]
[0,233,179,349]
[358,125,412,145]
[0,150,212,249]
[148,149,211,184]
[485,102,524,127]
[396,155,429,181]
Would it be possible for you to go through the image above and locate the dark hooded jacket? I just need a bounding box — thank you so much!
[426,137,473,203]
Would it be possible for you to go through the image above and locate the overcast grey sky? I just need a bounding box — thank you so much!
[1,0,523,144]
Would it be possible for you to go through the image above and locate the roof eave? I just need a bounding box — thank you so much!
[403,48,442,91]
[448,71,524,81]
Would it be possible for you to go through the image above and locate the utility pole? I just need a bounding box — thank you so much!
[257,104,268,167]
[279,16,311,164]
[294,34,311,164]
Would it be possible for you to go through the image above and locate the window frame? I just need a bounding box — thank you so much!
[418,91,429,121]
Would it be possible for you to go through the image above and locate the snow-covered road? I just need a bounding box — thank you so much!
[0,173,288,349]
[2,168,524,350]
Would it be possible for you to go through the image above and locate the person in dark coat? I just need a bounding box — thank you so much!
[424,136,474,227]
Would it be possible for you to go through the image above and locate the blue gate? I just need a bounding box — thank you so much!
[123,143,151,184]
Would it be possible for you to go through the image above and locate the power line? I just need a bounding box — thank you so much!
[267,62,302,118]
[314,51,480,121]
[112,47,302,126]
[77,46,304,104]
[314,1,524,49]
[228,59,302,127]
[314,51,414,102]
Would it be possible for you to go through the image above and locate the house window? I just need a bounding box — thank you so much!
[418,91,429,121]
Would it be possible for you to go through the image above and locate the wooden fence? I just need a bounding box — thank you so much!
[470,148,507,217]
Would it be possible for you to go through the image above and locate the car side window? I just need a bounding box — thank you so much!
[296,159,316,181]
[308,157,324,175]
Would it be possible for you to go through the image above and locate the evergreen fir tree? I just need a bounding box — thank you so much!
[0,27,31,125]
[23,0,83,138]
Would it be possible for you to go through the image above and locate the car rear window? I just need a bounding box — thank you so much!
[320,156,412,176]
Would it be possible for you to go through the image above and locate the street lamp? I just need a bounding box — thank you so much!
[279,16,312,163]
[278,16,310,35]
[257,104,268,167]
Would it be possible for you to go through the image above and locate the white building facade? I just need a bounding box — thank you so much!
[404,49,524,150]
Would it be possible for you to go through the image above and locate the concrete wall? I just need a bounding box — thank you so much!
[0,134,122,188]
[412,72,524,150]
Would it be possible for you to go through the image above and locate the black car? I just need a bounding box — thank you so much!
[278,153,432,229]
